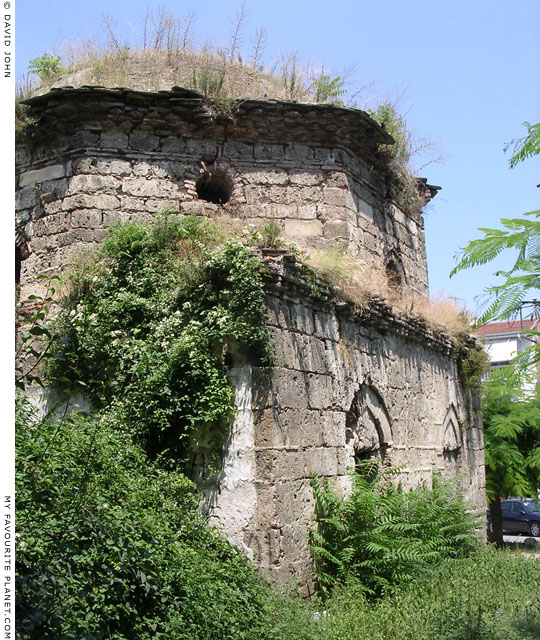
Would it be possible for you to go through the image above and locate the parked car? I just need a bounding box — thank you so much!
[488,498,540,537]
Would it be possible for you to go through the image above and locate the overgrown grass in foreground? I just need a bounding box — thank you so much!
[319,547,540,640]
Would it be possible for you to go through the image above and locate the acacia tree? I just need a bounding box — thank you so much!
[451,122,540,545]
[481,369,540,544]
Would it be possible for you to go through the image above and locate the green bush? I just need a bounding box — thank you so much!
[16,396,318,640]
[319,547,540,640]
[310,468,480,598]
[49,214,273,458]
[28,53,64,82]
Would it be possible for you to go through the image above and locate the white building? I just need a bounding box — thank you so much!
[473,319,539,390]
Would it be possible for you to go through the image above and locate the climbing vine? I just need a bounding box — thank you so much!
[49,214,273,457]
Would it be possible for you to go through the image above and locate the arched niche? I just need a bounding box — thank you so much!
[384,249,406,293]
[345,384,393,470]
[442,404,462,463]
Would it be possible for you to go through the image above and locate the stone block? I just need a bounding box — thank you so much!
[244,527,282,568]
[356,199,374,222]
[103,211,130,227]
[323,187,352,208]
[253,408,287,449]
[327,171,349,188]
[67,174,120,195]
[279,523,311,566]
[306,373,335,410]
[32,213,70,237]
[275,450,307,481]
[278,409,326,448]
[272,368,309,410]
[71,210,103,229]
[253,143,285,160]
[161,136,185,154]
[254,449,277,482]
[16,210,31,225]
[16,185,38,210]
[261,204,296,219]
[222,141,254,160]
[118,195,147,212]
[304,447,339,477]
[185,138,219,156]
[313,147,335,163]
[274,479,314,527]
[288,171,323,187]
[296,205,317,220]
[244,185,263,206]
[283,220,323,238]
[146,198,179,213]
[71,131,100,147]
[242,169,289,186]
[122,178,179,198]
[19,164,65,187]
[288,302,315,334]
[266,185,295,205]
[284,144,313,161]
[323,219,349,240]
[61,193,120,211]
[265,295,291,329]
[129,131,159,151]
[72,158,98,175]
[292,186,322,204]
[132,162,153,177]
[96,159,132,176]
[313,310,339,342]
[100,131,129,149]
[253,483,278,527]
[320,411,346,447]
[29,235,56,255]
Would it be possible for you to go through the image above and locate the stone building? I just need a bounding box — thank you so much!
[16,86,485,587]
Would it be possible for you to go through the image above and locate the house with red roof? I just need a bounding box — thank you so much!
[472,318,540,387]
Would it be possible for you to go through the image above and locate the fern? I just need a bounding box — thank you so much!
[310,470,479,598]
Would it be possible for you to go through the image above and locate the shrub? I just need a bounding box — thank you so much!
[28,53,63,82]
[48,214,273,459]
[16,396,318,639]
[310,468,480,598]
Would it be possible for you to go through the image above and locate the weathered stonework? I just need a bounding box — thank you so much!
[16,86,484,589]
[202,257,484,587]
[16,87,434,301]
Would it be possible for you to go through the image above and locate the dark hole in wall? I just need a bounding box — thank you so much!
[443,449,461,464]
[196,167,233,205]
[385,260,402,290]
[354,449,380,482]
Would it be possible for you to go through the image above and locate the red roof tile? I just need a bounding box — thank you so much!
[473,319,539,336]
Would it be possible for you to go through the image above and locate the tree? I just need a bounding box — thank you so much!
[450,122,540,326]
[451,122,540,545]
[482,369,540,545]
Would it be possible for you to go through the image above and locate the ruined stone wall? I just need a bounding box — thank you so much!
[15,88,484,588]
[16,87,429,302]
[207,262,485,587]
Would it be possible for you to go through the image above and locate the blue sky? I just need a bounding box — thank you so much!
[15,0,540,314]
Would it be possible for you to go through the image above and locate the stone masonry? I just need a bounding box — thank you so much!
[205,257,484,587]
[16,86,485,588]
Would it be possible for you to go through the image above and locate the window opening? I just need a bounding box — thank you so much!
[196,163,233,205]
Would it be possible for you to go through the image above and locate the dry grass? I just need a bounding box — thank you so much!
[305,247,470,338]
[20,7,439,214]
[26,6,347,104]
